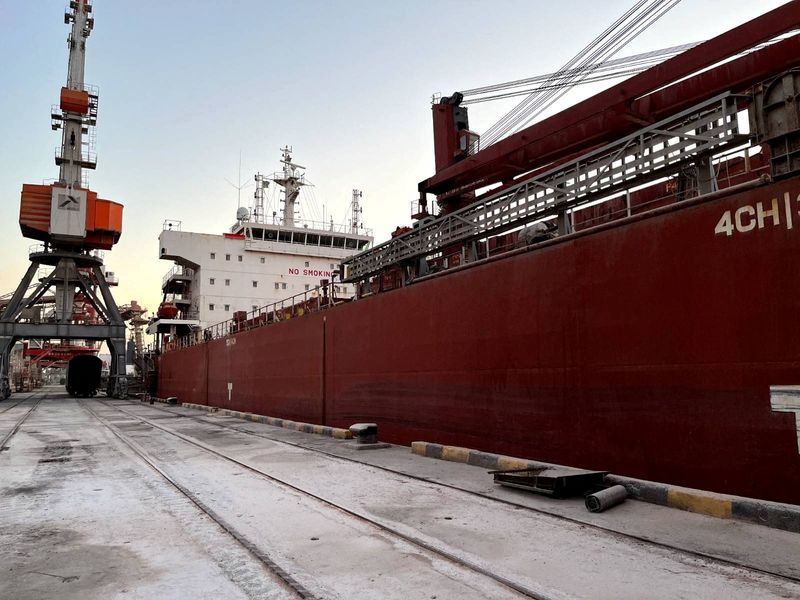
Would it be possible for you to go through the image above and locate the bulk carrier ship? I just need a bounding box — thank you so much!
[157,3,800,504]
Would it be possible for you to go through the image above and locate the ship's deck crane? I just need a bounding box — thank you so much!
[423,0,688,215]
[418,1,800,212]
[0,0,127,399]
[455,42,699,107]
[342,1,800,286]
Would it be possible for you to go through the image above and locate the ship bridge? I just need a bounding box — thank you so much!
[232,220,372,255]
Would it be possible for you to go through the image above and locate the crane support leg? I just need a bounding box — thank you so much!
[0,250,128,399]
[0,263,39,321]
[106,336,127,399]
[0,262,38,400]
[0,337,14,400]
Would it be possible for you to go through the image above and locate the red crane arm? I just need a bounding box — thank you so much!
[419,1,800,200]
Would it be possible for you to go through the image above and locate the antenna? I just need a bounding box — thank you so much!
[224,151,251,209]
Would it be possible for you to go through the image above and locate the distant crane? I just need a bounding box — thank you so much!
[0,0,128,399]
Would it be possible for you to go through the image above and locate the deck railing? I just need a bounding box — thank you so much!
[232,216,373,238]
[165,282,345,352]
[162,265,195,288]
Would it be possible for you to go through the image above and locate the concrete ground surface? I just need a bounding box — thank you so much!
[0,388,798,600]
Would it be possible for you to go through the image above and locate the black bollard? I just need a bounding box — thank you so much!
[349,422,379,444]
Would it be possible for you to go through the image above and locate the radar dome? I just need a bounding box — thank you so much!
[236,207,250,221]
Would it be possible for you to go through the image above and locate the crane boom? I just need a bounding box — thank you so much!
[420,1,800,210]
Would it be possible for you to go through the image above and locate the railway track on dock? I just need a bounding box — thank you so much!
[79,399,319,600]
[115,399,800,585]
[0,393,42,452]
[0,391,39,414]
[84,398,550,600]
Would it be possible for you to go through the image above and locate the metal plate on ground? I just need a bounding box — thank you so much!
[491,468,608,498]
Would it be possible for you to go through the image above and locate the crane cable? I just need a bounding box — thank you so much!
[477,0,683,150]
[480,0,683,147]
[479,0,681,146]
[459,42,699,105]
[464,31,800,106]
[477,0,655,147]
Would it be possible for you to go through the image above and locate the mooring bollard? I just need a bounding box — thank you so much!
[349,422,379,444]
[347,423,390,450]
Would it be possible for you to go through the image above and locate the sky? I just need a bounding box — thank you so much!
[0,0,788,327]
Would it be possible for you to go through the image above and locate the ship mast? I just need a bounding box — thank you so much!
[350,189,363,234]
[271,146,308,227]
[253,172,269,223]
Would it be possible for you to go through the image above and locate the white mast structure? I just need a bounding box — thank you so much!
[253,172,269,223]
[350,189,363,234]
[271,146,308,227]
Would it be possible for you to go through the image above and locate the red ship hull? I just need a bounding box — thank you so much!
[159,176,800,504]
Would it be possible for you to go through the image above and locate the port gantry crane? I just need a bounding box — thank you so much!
[0,0,127,399]
[341,0,800,288]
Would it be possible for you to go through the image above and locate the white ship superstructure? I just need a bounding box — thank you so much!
[152,148,372,334]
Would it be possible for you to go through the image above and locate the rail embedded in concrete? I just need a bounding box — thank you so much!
[154,399,800,532]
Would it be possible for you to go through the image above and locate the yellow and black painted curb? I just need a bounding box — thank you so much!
[180,402,218,413]
[411,441,800,534]
[144,396,180,406]
[176,401,352,439]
